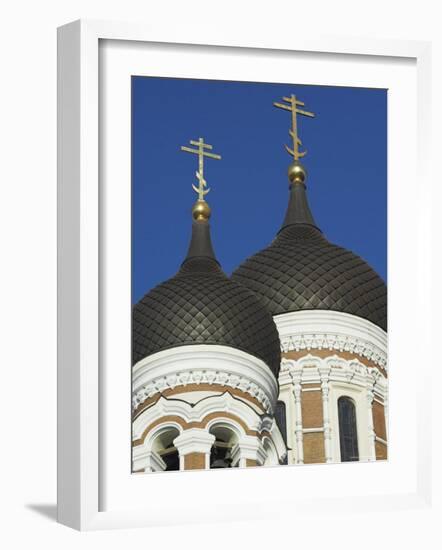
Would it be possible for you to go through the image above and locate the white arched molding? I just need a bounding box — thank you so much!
[132,345,279,414]
[274,310,387,372]
[291,365,304,464]
[132,421,183,473]
[279,355,387,464]
[262,435,279,466]
[133,393,286,471]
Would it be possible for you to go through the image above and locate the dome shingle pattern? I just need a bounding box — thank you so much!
[133,255,281,376]
[232,224,387,331]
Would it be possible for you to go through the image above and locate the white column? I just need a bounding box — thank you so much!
[319,364,333,463]
[173,428,215,470]
[291,366,304,464]
[231,435,267,467]
[144,451,166,473]
[132,448,167,473]
[366,387,377,461]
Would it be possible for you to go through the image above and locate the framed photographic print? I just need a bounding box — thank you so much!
[57,19,432,531]
[130,76,388,473]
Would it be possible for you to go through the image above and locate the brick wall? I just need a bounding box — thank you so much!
[301,390,323,428]
[373,400,387,441]
[303,433,325,463]
[375,441,387,460]
[184,452,206,470]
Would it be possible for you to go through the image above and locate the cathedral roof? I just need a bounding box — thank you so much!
[231,164,387,331]
[133,203,281,376]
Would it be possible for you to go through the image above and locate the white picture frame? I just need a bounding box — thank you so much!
[57,19,433,531]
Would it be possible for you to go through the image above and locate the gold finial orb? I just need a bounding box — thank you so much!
[288,162,307,185]
[192,199,211,222]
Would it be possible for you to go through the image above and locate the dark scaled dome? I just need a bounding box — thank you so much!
[133,213,281,376]
[231,167,387,331]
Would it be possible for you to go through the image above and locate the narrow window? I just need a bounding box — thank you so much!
[274,400,288,465]
[275,401,287,443]
[338,396,359,462]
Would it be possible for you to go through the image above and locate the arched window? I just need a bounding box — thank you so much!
[151,427,180,471]
[338,396,359,462]
[209,425,237,468]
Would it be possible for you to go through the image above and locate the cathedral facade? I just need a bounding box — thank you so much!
[131,98,388,473]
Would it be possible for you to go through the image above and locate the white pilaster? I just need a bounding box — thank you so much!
[366,387,377,461]
[319,365,333,463]
[291,366,304,464]
[173,429,215,470]
[231,435,267,468]
[144,451,166,473]
[132,448,167,473]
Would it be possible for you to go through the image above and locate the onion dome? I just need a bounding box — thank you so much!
[133,165,281,375]
[231,161,387,331]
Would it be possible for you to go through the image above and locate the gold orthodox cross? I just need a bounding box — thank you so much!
[273,95,315,161]
[181,138,221,200]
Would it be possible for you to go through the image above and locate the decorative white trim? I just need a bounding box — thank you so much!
[173,429,216,470]
[274,310,388,371]
[132,449,167,473]
[133,392,287,471]
[279,355,387,464]
[319,364,333,463]
[279,355,388,402]
[132,345,279,414]
[329,383,372,462]
[302,427,324,434]
[173,429,216,455]
[366,387,377,461]
[133,392,261,441]
[231,435,267,467]
[290,365,304,464]
[261,416,287,465]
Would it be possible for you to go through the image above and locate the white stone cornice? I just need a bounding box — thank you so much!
[274,310,387,371]
[132,345,278,414]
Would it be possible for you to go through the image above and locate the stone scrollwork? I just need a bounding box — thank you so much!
[133,369,273,413]
[279,355,388,401]
[274,310,388,372]
[280,332,387,371]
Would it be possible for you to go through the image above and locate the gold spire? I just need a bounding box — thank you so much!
[181,137,221,221]
[274,94,315,184]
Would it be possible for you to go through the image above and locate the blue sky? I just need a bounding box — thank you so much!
[132,77,387,304]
